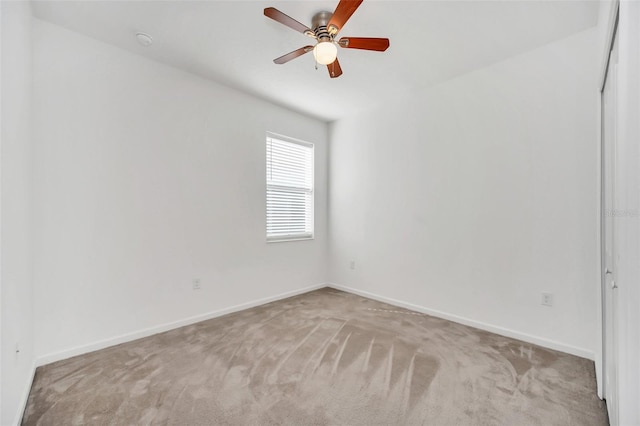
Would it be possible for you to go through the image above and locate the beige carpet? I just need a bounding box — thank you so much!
[23,288,607,425]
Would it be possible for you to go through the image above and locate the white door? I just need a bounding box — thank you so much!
[601,27,619,426]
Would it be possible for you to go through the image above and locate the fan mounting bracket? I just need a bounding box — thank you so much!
[311,11,333,30]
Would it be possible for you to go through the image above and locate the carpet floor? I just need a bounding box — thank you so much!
[23,288,608,425]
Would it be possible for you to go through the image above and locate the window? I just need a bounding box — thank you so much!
[266,132,314,242]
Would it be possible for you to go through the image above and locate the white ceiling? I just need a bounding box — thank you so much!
[32,0,599,122]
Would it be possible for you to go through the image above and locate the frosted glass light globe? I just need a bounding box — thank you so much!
[313,42,337,65]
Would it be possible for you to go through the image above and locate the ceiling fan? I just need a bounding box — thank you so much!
[264,0,390,78]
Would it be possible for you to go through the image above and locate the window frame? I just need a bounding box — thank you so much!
[266,131,315,243]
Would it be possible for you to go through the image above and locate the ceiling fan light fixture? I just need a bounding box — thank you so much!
[313,41,337,65]
[264,1,389,78]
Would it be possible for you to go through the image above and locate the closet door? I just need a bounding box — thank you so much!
[601,24,619,426]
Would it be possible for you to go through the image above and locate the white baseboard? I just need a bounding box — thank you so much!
[13,360,36,426]
[35,281,594,368]
[327,283,595,360]
[36,283,326,367]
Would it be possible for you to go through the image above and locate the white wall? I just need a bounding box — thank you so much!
[1,2,35,425]
[329,28,598,358]
[32,20,328,362]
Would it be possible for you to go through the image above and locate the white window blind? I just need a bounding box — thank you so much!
[266,133,314,241]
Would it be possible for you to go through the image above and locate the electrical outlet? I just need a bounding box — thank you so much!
[349,261,355,270]
[541,292,553,307]
[192,278,201,290]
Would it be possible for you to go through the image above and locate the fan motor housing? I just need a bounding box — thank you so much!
[312,11,333,41]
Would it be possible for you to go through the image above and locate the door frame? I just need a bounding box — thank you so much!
[600,21,619,424]
[596,0,619,402]
[597,2,640,424]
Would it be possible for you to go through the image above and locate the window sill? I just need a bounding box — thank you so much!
[267,235,314,243]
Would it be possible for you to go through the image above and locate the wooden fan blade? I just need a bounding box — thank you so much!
[273,46,314,64]
[338,37,390,51]
[264,7,312,35]
[327,58,343,78]
[327,0,363,34]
